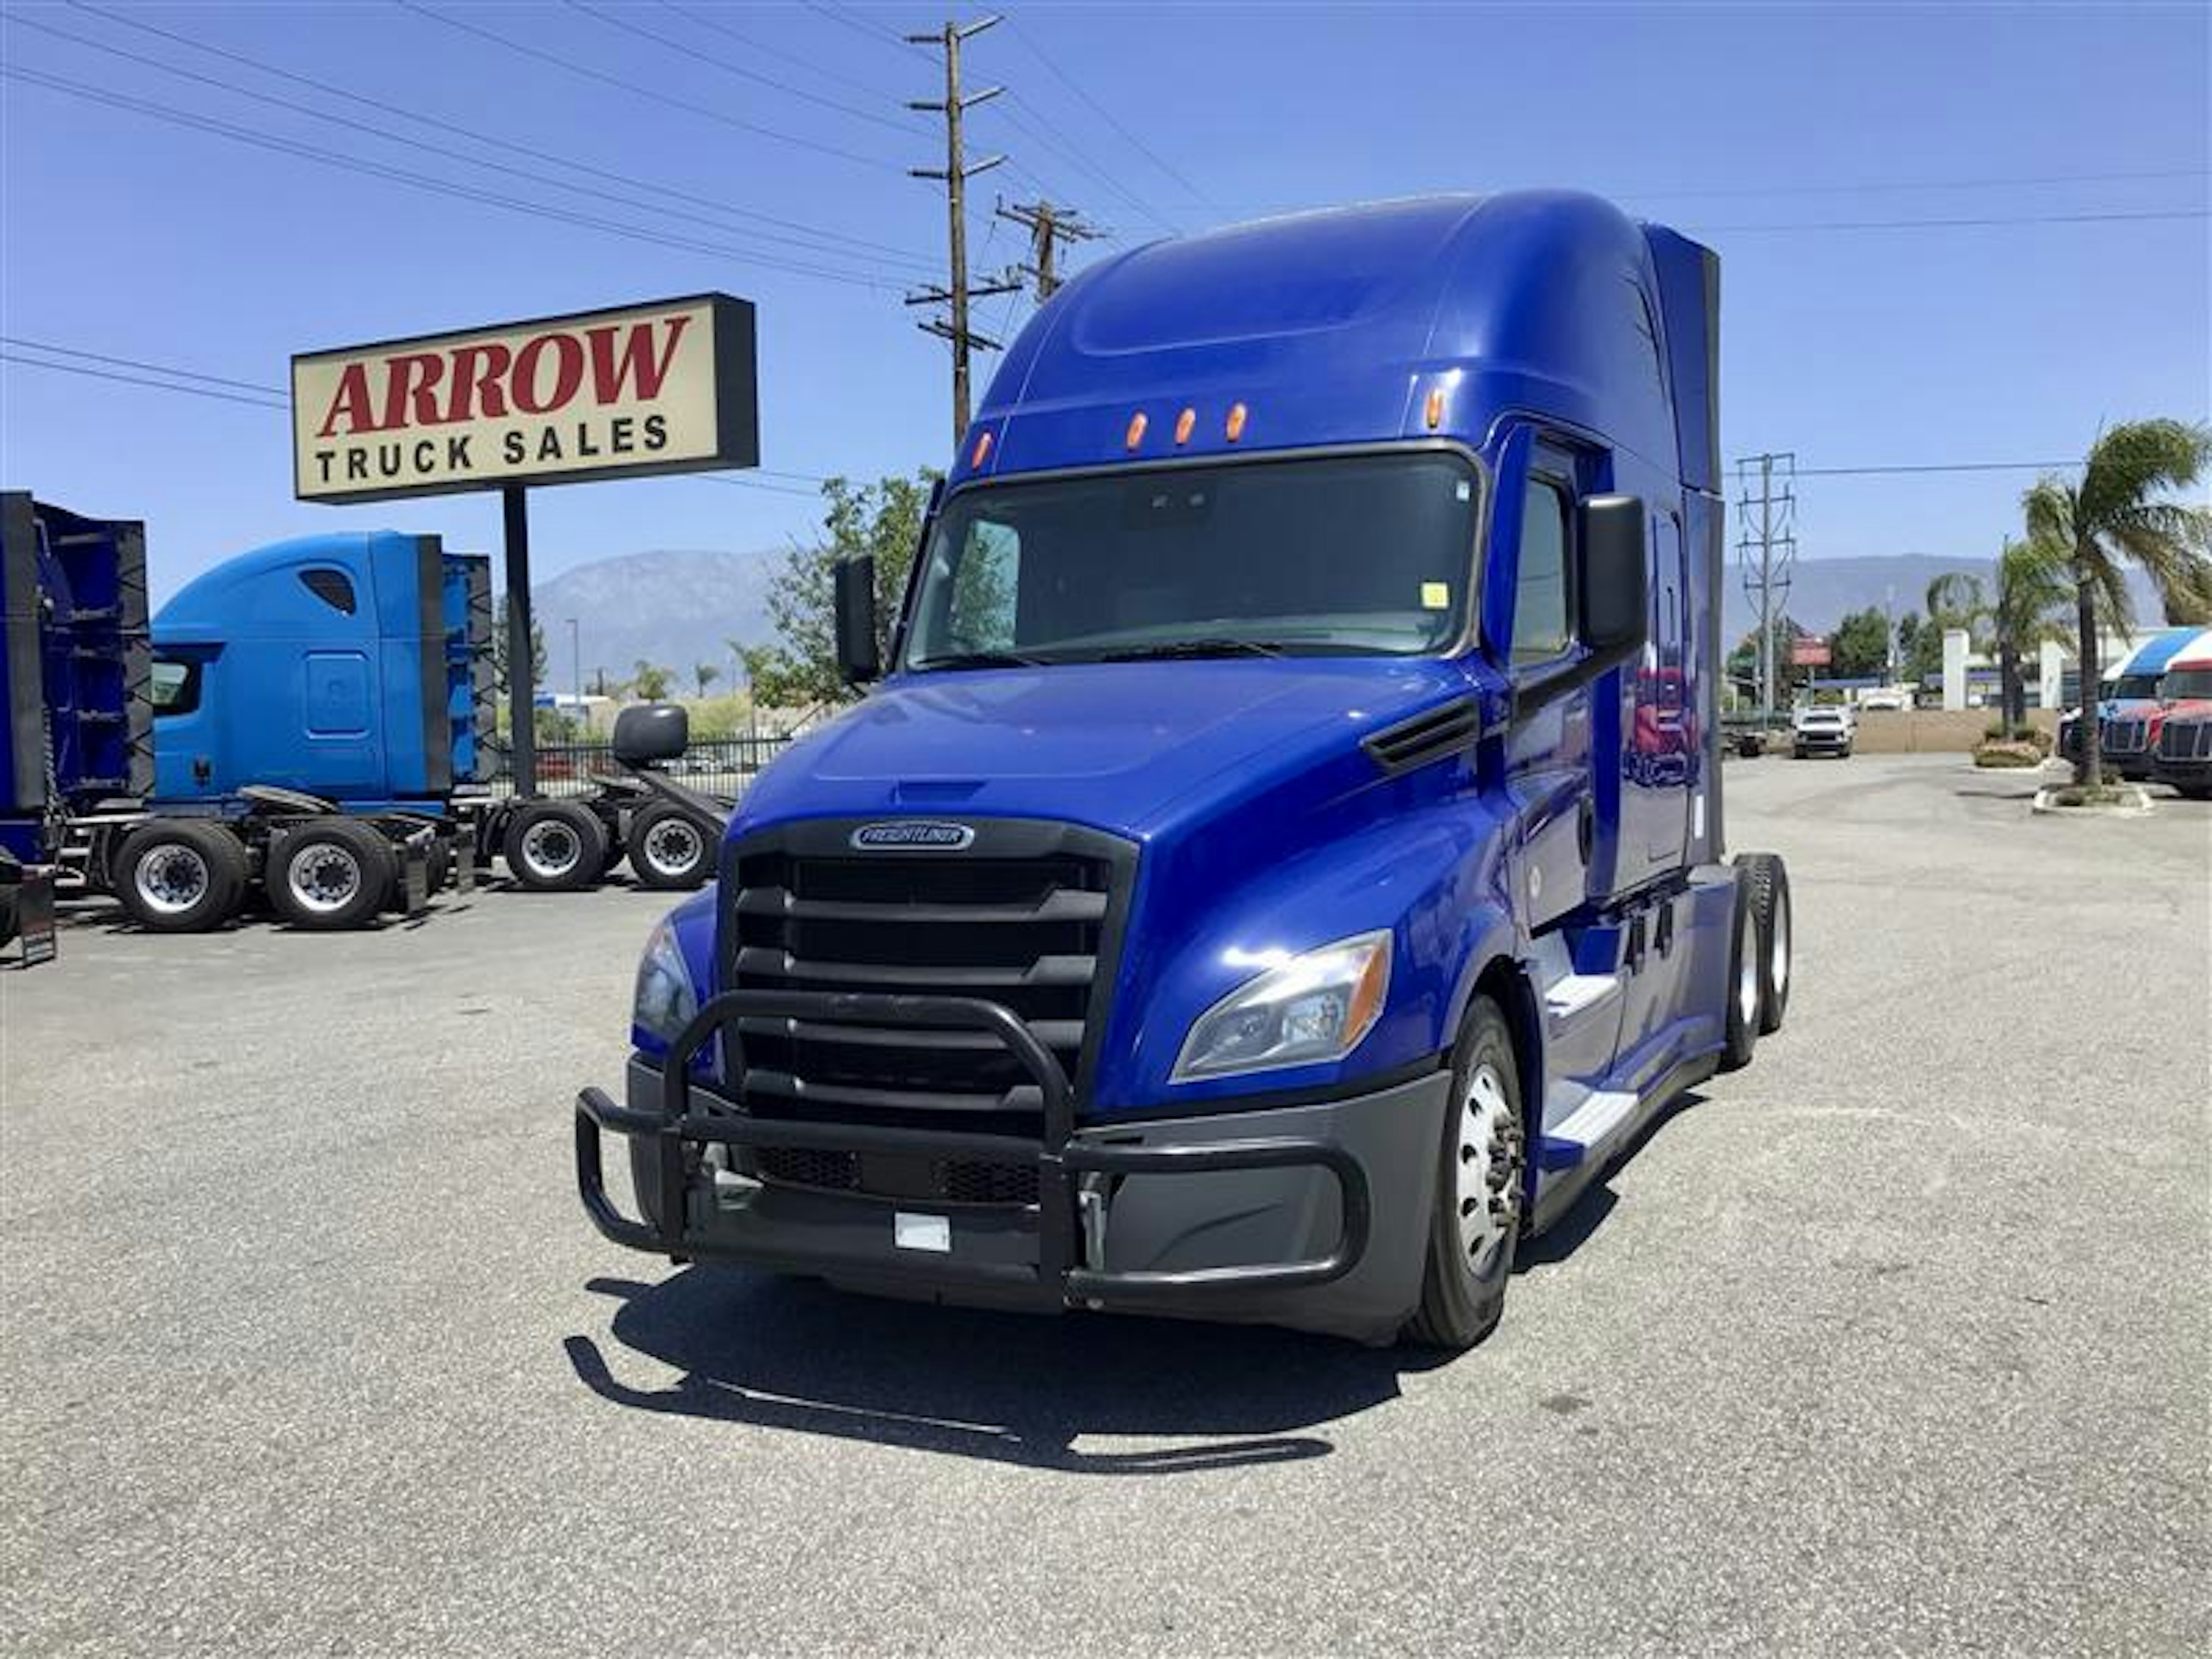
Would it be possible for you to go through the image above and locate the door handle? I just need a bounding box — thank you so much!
[1576,796,1594,865]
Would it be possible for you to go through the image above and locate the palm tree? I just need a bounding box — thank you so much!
[693,662,721,699]
[1991,537,2069,737]
[2024,419,2212,785]
[1925,571,1991,654]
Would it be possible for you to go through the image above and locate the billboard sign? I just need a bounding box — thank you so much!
[293,294,757,503]
[1790,638,1832,668]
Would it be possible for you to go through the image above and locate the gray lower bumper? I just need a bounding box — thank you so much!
[591,1054,1450,1345]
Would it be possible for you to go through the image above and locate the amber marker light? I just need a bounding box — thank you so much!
[1125,411,1148,450]
[1425,386,1446,430]
[971,429,994,468]
[1225,402,1248,442]
[1174,407,1196,445]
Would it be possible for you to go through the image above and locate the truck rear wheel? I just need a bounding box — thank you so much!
[1719,876,1760,1071]
[628,801,713,889]
[115,820,248,933]
[1406,994,1525,1350]
[503,800,607,891]
[269,817,396,930]
[1736,852,1791,1034]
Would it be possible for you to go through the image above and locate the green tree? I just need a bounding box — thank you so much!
[2024,420,2212,784]
[1727,615,1812,710]
[1830,607,1892,680]
[693,662,721,698]
[741,472,938,708]
[631,660,674,702]
[1990,536,2069,737]
[492,592,548,700]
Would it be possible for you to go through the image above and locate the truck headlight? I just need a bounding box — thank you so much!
[632,916,698,1044]
[1172,930,1392,1081]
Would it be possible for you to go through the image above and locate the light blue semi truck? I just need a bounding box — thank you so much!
[578,192,1796,1347]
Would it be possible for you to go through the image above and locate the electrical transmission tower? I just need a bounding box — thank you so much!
[1734,452,1797,722]
[906,16,1021,446]
[995,198,1101,301]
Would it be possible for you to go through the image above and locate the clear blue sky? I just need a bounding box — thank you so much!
[3,0,2206,602]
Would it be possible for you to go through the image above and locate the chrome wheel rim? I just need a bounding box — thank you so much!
[1455,1062,1520,1271]
[521,819,582,877]
[643,818,703,878]
[1769,889,1790,1001]
[1738,914,1761,1028]
[288,844,362,914]
[134,845,210,915]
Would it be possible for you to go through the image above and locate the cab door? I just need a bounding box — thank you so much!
[1494,431,1601,934]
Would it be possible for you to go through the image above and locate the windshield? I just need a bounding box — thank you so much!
[902,451,1480,669]
[2110,672,2162,700]
[2162,667,2212,700]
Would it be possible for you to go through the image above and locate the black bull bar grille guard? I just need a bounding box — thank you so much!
[574,989,1372,1309]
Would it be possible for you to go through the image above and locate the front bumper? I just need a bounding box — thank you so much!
[1792,729,1852,753]
[575,990,1448,1342]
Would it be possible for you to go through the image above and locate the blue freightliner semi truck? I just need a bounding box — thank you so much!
[2,497,722,938]
[576,191,1796,1347]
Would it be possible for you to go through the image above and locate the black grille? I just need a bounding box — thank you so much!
[2103,715,2149,755]
[722,821,1128,1203]
[2158,719,2212,760]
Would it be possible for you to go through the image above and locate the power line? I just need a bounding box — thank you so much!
[987,93,1169,236]
[662,1,921,105]
[1,335,285,396]
[563,0,923,134]
[803,0,922,55]
[1793,460,2086,477]
[15,11,938,276]
[2,65,910,289]
[63,0,933,266]
[1002,9,1213,210]
[1638,166,2210,203]
[394,0,911,177]
[1695,208,2209,233]
[0,350,289,410]
[0,341,832,496]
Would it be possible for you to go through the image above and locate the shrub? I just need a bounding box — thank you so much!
[1974,741,2042,768]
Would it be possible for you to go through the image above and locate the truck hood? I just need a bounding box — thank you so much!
[734,657,1480,839]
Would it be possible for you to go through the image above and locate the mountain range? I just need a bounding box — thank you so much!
[522,547,2161,681]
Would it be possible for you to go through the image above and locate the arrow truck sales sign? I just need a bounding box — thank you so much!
[293,294,757,503]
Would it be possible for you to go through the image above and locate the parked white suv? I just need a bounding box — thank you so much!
[1792,706,1855,759]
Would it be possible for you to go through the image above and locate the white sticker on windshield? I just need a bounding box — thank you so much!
[1421,582,1451,610]
[1455,480,1472,501]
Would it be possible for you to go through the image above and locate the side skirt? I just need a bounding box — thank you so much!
[1524,1048,1719,1238]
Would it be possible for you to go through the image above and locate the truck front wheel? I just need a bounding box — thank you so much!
[1406,994,1526,1350]
[1719,876,1761,1071]
[1736,852,1792,1034]
[269,818,396,930]
[115,820,248,933]
[503,800,607,891]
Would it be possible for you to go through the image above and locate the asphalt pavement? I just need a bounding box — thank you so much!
[2,755,2206,1656]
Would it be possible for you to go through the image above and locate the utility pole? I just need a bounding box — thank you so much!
[907,16,1021,446]
[1734,452,1797,723]
[996,198,1101,302]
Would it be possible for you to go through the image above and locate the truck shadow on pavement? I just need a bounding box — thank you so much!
[560,1099,1696,1474]
[565,1270,1455,1476]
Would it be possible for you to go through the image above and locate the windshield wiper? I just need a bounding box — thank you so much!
[911,649,1057,671]
[1097,638,1287,661]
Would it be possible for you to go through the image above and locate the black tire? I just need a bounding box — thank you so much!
[267,817,396,930]
[424,837,453,895]
[1406,994,1527,1350]
[502,799,607,891]
[0,849,19,950]
[627,801,714,889]
[1719,875,1760,1071]
[1737,852,1791,1035]
[114,820,248,933]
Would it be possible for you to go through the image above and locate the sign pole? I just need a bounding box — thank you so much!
[502,484,536,798]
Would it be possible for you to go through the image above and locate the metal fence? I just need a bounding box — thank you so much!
[481,732,805,800]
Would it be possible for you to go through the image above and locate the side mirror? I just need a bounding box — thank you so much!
[612,702,688,766]
[834,554,880,684]
[1576,494,1648,664]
